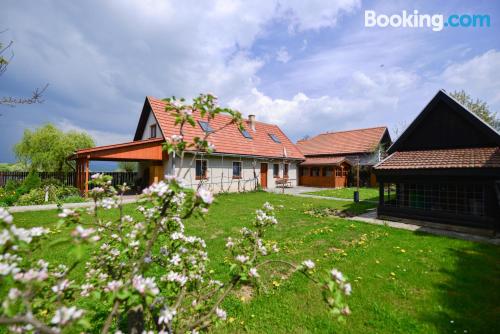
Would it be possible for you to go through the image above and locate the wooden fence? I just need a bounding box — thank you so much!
[0,171,138,188]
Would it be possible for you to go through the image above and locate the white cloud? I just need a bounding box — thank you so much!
[56,119,131,146]
[276,47,291,63]
[440,49,500,106]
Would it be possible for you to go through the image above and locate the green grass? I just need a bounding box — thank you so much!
[305,187,379,201]
[8,192,500,333]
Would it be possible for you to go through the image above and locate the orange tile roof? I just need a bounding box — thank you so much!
[296,126,388,156]
[301,156,351,166]
[374,147,500,170]
[147,97,304,160]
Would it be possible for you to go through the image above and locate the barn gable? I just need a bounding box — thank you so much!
[388,90,500,153]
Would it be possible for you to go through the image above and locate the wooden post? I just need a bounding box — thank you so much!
[379,181,384,207]
[85,158,89,196]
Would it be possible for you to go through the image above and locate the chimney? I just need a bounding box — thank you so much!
[248,114,256,131]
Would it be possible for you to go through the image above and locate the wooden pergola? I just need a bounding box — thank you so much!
[68,138,165,195]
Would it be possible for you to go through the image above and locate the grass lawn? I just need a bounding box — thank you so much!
[8,192,500,333]
[304,187,379,201]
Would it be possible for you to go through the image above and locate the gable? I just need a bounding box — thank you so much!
[389,90,500,153]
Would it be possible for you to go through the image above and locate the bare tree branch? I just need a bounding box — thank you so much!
[0,83,49,106]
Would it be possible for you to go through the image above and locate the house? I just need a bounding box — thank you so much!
[296,127,392,187]
[70,96,305,194]
[374,90,500,230]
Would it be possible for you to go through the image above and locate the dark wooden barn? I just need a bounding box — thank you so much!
[374,90,500,230]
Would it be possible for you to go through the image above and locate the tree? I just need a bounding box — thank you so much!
[14,124,95,172]
[0,35,48,108]
[0,94,352,333]
[451,90,500,130]
[117,161,138,172]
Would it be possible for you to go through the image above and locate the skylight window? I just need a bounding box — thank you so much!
[268,133,281,143]
[241,129,252,139]
[198,121,214,133]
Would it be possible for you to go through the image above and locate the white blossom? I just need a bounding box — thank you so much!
[101,197,118,209]
[51,306,84,325]
[330,269,344,283]
[71,225,96,240]
[165,271,188,286]
[0,208,13,224]
[343,283,352,296]
[302,260,315,270]
[132,275,159,295]
[225,238,234,249]
[170,134,183,142]
[158,307,177,325]
[58,208,75,218]
[263,202,274,211]
[80,283,93,297]
[169,254,181,266]
[51,279,71,294]
[215,307,227,320]
[7,288,21,300]
[235,255,249,264]
[196,187,213,204]
[106,280,124,292]
[249,267,259,278]
[0,229,10,246]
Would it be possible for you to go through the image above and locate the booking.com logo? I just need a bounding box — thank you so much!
[365,10,491,32]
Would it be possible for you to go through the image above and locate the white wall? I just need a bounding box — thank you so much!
[164,153,298,193]
[141,112,161,140]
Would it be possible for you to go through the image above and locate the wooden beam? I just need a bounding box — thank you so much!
[85,158,89,196]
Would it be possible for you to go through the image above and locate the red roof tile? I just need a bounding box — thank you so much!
[374,147,500,170]
[147,97,304,160]
[301,156,351,166]
[297,127,388,155]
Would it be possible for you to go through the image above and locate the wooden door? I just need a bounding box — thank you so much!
[260,163,268,189]
[149,164,164,185]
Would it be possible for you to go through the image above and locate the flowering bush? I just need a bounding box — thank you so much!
[0,94,351,333]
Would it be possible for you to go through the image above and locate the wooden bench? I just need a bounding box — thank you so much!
[275,177,292,188]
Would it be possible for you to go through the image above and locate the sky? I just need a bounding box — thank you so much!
[1,0,499,166]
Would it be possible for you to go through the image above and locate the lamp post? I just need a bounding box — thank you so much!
[354,157,360,203]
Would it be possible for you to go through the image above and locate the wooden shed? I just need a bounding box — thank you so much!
[298,157,351,187]
[374,90,500,230]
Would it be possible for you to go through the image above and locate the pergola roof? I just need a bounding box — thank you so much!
[69,138,164,161]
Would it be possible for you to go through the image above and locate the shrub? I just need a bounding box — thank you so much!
[4,179,22,192]
[16,185,81,206]
[17,171,41,195]
[0,187,18,207]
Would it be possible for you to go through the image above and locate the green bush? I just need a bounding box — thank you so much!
[41,178,63,187]
[15,185,81,206]
[17,171,42,195]
[4,179,22,192]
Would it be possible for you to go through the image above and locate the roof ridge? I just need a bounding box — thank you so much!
[147,96,286,129]
[317,126,387,136]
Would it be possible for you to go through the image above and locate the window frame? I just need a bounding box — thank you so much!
[283,163,289,178]
[232,161,242,179]
[240,129,253,139]
[198,120,214,133]
[268,133,281,143]
[149,124,157,138]
[273,163,280,178]
[195,159,208,180]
